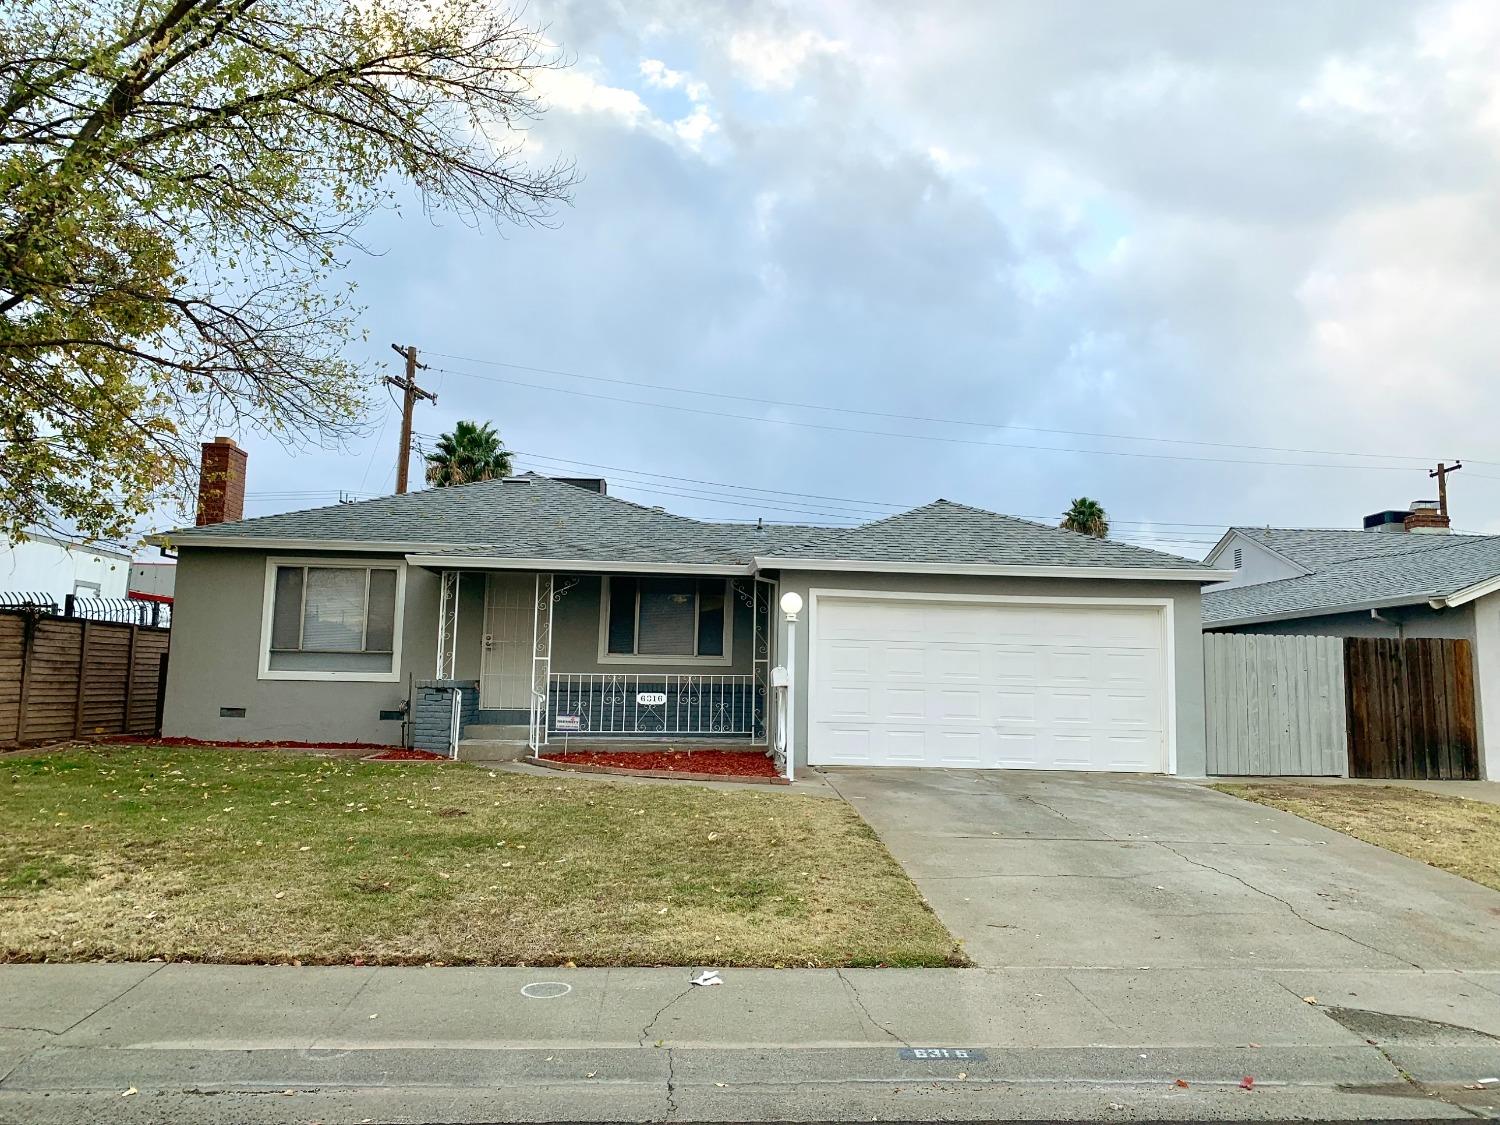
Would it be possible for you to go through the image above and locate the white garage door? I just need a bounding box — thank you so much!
[809,596,1169,772]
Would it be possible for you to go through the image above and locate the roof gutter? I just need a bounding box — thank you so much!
[755,557,1233,583]
[1431,571,1500,609]
[405,555,754,576]
[1204,594,1431,629]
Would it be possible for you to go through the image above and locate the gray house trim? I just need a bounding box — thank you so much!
[406,554,754,576]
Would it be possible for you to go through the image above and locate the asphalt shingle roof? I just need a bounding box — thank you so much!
[168,477,1211,574]
[762,500,1208,570]
[1223,526,1456,571]
[1203,531,1500,624]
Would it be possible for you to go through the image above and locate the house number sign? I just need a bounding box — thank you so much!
[636,691,668,706]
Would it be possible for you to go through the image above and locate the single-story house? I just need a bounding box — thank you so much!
[1203,517,1500,779]
[156,440,1227,776]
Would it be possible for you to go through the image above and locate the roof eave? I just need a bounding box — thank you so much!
[1203,594,1434,629]
[1431,572,1500,609]
[405,554,754,576]
[755,556,1231,582]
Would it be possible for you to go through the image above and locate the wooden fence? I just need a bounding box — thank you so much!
[1345,637,1478,780]
[1204,634,1348,776]
[0,608,170,745]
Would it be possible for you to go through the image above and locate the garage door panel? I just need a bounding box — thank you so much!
[810,597,1168,773]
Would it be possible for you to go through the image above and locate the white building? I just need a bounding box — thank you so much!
[0,532,131,607]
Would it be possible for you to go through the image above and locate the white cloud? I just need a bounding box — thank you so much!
[725,26,844,91]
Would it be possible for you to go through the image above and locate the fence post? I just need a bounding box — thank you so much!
[123,624,139,734]
[13,615,37,743]
[73,620,91,739]
[63,593,76,618]
[154,651,170,735]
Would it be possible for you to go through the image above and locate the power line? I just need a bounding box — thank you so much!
[509,448,1240,530]
[425,349,1484,468]
[429,363,1427,474]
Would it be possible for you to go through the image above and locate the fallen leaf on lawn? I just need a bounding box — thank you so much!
[1247,1042,1261,1048]
[1174,1079,1189,1088]
[121,1087,138,1097]
[369,1014,378,1019]
[282,1088,296,1096]
[299,846,311,852]
[1302,996,1318,1004]
[274,892,285,900]
[657,906,668,914]
[587,1072,597,1078]
[1240,1076,1255,1090]
[715,1082,726,1088]
[957,1071,967,1080]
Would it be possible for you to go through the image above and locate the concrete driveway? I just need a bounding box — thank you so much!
[827,768,1500,971]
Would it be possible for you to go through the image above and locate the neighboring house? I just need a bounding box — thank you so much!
[1202,516,1500,779]
[0,531,131,606]
[155,440,1226,776]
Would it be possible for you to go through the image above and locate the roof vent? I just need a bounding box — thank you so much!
[501,476,533,485]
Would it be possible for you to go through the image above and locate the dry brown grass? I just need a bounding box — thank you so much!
[1215,782,1500,893]
[0,746,963,968]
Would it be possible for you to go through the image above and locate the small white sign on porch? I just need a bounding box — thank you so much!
[555,714,582,732]
[636,691,668,707]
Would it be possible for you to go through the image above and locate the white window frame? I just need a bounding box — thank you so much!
[258,557,406,682]
[596,576,734,667]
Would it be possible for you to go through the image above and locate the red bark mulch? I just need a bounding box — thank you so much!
[541,749,780,778]
[361,748,450,762]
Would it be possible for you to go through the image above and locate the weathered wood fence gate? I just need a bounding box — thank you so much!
[1344,638,1478,780]
[1204,634,1348,776]
[0,608,170,746]
[1205,633,1480,779]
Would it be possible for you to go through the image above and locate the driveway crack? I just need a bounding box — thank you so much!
[835,968,909,1047]
[1154,840,1421,968]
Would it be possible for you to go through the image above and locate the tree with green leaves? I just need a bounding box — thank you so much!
[424,420,511,487]
[1061,497,1109,538]
[0,0,574,541]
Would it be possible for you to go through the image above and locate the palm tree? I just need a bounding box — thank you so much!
[1060,497,1109,539]
[424,420,513,487]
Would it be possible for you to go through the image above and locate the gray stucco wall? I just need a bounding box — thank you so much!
[163,547,431,745]
[1208,602,1475,640]
[771,571,1208,777]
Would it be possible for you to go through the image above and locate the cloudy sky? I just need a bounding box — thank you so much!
[207,0,1500,558]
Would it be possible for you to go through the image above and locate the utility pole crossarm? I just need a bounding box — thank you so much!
[1430,460,1462,521]
[386,344,437,495]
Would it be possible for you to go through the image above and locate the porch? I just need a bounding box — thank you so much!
[425,568,781,762]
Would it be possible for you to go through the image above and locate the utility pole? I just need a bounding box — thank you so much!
[386,344,437,494]
[1430,460,1462,520]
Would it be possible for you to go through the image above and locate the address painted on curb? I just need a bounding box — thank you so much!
[898,1048,987,1061]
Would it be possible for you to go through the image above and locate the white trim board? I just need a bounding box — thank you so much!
[805,588,1178,776]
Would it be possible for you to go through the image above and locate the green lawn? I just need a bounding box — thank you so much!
[0,746,962,967]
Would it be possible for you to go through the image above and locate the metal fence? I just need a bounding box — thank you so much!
[1204,633,1348,776]
[0,593,170,627]
[546,673,760,737]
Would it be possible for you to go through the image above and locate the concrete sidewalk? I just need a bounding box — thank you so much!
[4,963,1499,1123]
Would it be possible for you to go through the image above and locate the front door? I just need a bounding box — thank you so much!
[480,572,533,710]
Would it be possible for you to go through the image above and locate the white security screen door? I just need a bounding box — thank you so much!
[809,595,1169,773]
[480,572,533,709]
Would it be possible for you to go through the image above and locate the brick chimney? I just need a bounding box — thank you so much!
[196,437,248,526]
[1403,499,1450,534]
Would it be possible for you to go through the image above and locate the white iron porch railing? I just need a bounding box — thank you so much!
[547,673,760,738]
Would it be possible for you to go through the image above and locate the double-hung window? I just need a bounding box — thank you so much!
[602,577,730,664]
[261,561,403,680]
